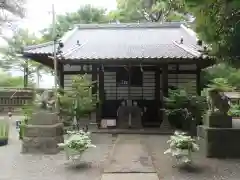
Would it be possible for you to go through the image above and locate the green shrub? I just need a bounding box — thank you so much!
[0,121,9,140]
[19,119,28,140]
[228,104,240,117]
[202,63,240,90]
[165,89,207,130]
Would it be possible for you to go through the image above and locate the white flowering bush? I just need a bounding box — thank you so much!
[164,131,199,164]
[58,130,96,161]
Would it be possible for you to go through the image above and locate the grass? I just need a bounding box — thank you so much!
[0,121,9,140]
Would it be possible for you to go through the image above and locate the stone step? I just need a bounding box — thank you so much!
[101,173,159,180]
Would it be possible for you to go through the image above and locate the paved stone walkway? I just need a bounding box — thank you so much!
[102,135,159,180]
[104,135,155,173]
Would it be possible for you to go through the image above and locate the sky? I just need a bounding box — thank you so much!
[8,0,117,88]
[22,0,117,33]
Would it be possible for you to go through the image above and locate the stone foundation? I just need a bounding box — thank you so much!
[204,111,232,128]
[22,111,64,154]
[197,125,240,158]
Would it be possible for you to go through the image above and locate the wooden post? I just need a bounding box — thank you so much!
[155,66,161,108]
[160,64,172,131]
[92,64,98,124]
[98,65,104,128]
[127,64,132,106]
[162,64,168,103]
[196,65,201,95]
[155,66,161,124]
[128,64,132,127]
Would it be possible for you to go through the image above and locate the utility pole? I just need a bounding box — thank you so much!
[51,4,59,111]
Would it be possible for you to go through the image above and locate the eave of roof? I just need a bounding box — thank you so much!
[23,22,205,60]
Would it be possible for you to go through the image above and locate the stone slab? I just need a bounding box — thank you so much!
[24,123,64,137]
[101,173,159,180]
[31,111,59,125]
[104,135,155,173]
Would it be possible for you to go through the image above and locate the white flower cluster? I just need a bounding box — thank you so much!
[164,131,199,164]
[58,130,96,155]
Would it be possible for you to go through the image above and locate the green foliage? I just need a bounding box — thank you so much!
[202,63,240,90]
[207,78,235,92]
[59,74,98,122]
[165,89,206,117]
[42,5,109,41]
[0,71,25,87]
[164,131,199,164]
[20,102,33,140]
[21,103,34,121]
[202,64,235,83]
[185,0,240,63]
[110,0,187,22]
[165,88,207,130]
[228,104,240,117]
[0,121,9,140]
[165,89,189,110]
[0,28,51,86]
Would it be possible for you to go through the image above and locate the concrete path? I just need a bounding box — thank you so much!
[102,135,159,180]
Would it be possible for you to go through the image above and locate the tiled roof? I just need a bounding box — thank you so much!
[23,22,204,60]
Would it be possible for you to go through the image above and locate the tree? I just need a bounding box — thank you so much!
[0,28,51,87]
[0,70,34,87]
[0,0,25,31]
[59,74,98,129]
[41,5,109,41]
[185,0,240,64]
[109,0,188,23]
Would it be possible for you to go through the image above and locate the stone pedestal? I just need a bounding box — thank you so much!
[117,106,130,128]
[130,106,142,129]
[204,111,232,128]
[198,125,240,158]
[22,111,64,154]
[159,109,172,131]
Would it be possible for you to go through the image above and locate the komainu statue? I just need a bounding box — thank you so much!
[35,90,55,111]
[207,89,230,114]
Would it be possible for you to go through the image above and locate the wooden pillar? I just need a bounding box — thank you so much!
[92,65,98,123]
[162,64,168,106]
[155,66,161,105]
[127,63,131,106]
[196,65,201,95]
[160,64,172,131]
[155,66,161,121]
[98,65,104,127]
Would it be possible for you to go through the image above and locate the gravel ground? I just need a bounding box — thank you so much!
[145,135,240,180]
[0,116,117,180]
